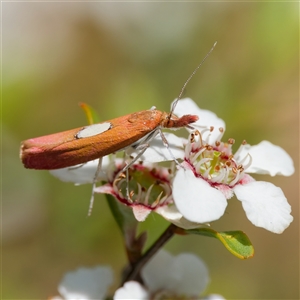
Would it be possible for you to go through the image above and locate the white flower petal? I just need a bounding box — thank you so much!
[132,205,152,222]
[234,181,293,234]
[142,250,209,296]
[141,250,173,293]
[167,253,209,295]
[173,168,227,223]
[58,266,113,300]
[114,281,149,300]
[128,133,186,163]
[236,141,294,176]
[155,205,203,229]
[50,157,110,184]
[173,98,226,143]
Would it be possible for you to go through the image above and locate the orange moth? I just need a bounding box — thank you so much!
[20,43,216,172]
[20,110,198,170]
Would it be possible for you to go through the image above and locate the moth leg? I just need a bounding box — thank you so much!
[87,157,103,216]
[118,129,160,199]
[124,142,150,199]
[158,129,180,166]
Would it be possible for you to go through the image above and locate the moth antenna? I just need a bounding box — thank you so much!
[170,41,217,117]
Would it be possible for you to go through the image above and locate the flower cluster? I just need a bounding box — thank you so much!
[48,98,294,299]
[51,98,294,234]
[51,250,225,300]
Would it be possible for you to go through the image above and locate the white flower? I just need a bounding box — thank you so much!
[51,266,113,300]
[50,251,224,300]
[51,156,202,229]
[171,99,294,234]
[114,250,225,299]
[93,158,202,229]
[49,98,294,234]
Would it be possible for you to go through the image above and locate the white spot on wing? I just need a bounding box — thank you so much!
[76,123,112,139]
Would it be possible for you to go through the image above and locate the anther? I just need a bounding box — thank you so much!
[225,161,231,167]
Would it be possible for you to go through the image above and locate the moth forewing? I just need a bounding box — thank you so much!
[21,109,195,170]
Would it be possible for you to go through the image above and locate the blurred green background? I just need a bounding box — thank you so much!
[2,2,298,299]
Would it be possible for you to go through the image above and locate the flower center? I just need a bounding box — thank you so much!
[111,162,173,209]
[186,130,249,187]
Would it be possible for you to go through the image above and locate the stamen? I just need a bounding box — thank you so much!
[228,138,235,145]
[185,140,192,158]
[224,166,230,183]
[193,130,203,148]
[211,168,226,182]
[199,127,212,144]
[229,169,242,186]
[195,158,212,171]
[203,166,212,179]
[145,184,154,206]
[190,147,207,163]
[129,190,135,199]
[151,196,160,208]
[114,177,124,193]
[156,191,164,204]
[234,140,247,159]
[161,182,171,197]
[190,132,196,143]
[215,127,225,141]
[242,153,252,171]
[120,173,126,179]
[137,183,143,203]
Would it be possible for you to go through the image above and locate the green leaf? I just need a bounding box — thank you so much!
[186,227,254,259]
[105,193,137,235]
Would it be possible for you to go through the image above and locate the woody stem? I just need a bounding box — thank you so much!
[122,223,177,285]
